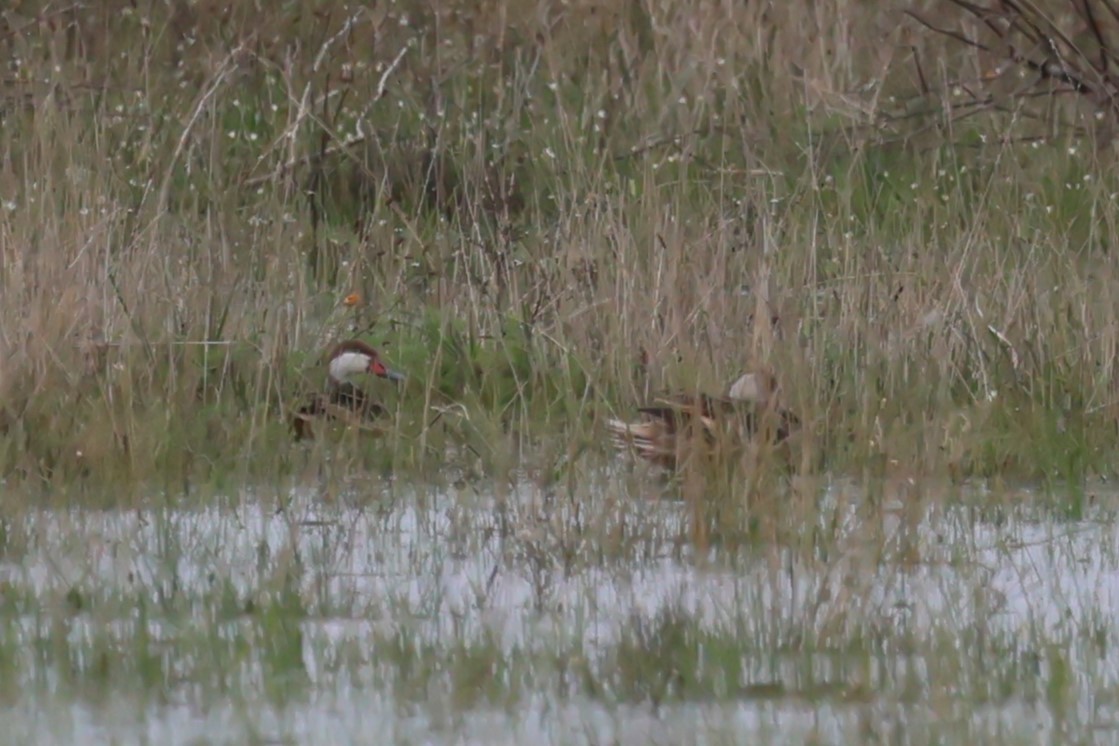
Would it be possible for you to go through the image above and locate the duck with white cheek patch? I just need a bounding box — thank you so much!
[292,340,406,440]
[606,370,799,470]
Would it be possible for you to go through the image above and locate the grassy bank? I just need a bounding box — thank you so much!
[0,0,1116,498]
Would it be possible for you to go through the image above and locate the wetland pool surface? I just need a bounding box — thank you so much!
[0,476,1115,745]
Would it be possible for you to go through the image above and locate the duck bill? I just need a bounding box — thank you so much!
[370,359,406,382]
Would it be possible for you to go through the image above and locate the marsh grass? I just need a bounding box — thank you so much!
[1,0,1118,536]
[2,484,1113,742]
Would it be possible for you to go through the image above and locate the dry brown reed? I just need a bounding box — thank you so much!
[0,1,1114,504]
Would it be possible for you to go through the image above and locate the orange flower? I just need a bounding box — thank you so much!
[343,292,361,307]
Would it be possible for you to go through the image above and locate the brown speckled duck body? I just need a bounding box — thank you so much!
[292,340,405,440]
[606,371,798,468]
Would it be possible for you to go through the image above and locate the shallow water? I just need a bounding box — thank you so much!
[0,477,1116,744]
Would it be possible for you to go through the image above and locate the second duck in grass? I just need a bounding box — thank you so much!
[292,339,405,440]
[606,371,799,469]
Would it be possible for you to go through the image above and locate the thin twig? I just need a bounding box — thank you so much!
[105,266,156,367]
[155,46,246,211]
[376,45,410,101]
[243,44,410,189]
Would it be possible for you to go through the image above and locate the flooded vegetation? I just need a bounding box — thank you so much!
[3,0,1119,742]
[2,475,1118,743]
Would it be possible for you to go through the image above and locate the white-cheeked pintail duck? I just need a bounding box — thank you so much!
[606,371,799,468]
[292,339,405,440]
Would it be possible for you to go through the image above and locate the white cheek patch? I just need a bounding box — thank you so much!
[728,373,767,404]
[329,351,369,381]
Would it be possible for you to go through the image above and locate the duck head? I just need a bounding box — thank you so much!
[327,340,406,384]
